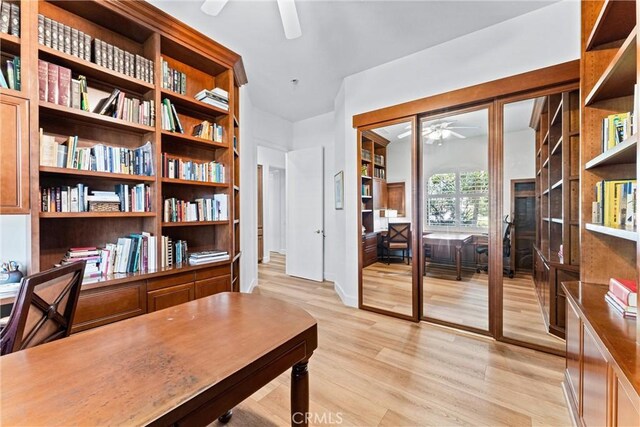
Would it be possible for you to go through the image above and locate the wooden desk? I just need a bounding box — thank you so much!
[1,292,318,426]
[423,232,474,280]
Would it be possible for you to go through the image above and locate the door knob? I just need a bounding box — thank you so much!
[315,230,322,234]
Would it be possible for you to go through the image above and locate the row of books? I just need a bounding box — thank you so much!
[374,154,385,166]
[163,195,229,223]
[0,56,19,90]
[38,60,88,109]
[95,88,155,127]
[0,2,19,36]
[193,120,224,143]
[38,15,92,62]
[161,98,184,133]
[40,133,154,176]
[161,154,225,183]
[40,184,151,213]
[162,236,188,268]
[189,250,229,265]
[194,87,229,111]
[160,57,186,95]
[605,278,637,319]
[361,149,372,162]
[592,180,636,229]
[94,39,153,83]
[373,168,386,179]
[362,184,371,197]
[602,112,635,152]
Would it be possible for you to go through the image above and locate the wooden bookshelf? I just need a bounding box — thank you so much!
[0,0,247,329]
[563,2,640,426]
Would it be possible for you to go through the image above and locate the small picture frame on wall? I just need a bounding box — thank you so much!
[334,171,344,210]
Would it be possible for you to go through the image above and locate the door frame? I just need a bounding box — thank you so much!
[357,116,419,322]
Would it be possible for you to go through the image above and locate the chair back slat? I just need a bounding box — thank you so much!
[1,262,85,356]
[388,223,411,243]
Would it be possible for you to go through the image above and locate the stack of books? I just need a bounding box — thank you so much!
[194,87,229,111]
[163,194,228,223]
[1,2,20,36]
[189,250,229,265]
[1,56,20,90]
[605,278,637,319]
[38,15,92,61]
[592,180,637,228]
[162,154,225,183]
[93,39,153,83]
[103,232,157,274]
[192,120,223,143]
[37,60,89,110]
[160,57,186,95]
[60,247,102,278]
[361,149,371,162]
[161,98,184,133]
[94,88,155,127]
[602,112,635,151]
[161,236,188,267]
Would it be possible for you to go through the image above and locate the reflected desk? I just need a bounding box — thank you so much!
[423,232,474,280]
[1,292,318,426]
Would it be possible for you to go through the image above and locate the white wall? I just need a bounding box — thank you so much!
[0,215,30,274]
[331,0,580,307]
[267,168,286,254]
[291,112,336,281]
[504,129,536,217]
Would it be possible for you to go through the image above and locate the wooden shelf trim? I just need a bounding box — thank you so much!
[161,89,229,118]
[585,28,637,106]
[161,130,228,150]
[585,133,637,169]
[585,223,637,242]
[551,100,563,126]
[40,102,155,133]
[551,218,563,224]
[161,220,230,227]
[551,137,563,156]
[543,130,549,145]
[586,0,636,50]
[361,195,372,199]
[542,158,549,169]
[161,177,228,187]
[40,211,155,218]
[362,209,373,213]
[39,166,156,182]
[551,180,563,190]
[0,32,20,51]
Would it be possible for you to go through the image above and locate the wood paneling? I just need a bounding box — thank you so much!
[616,376,640,427]
[386,182,405,216]
[0,94,29,213]
[195,275,230,299]
[372,178,387,210]
[565,298,582,413]
[147,282,195,312]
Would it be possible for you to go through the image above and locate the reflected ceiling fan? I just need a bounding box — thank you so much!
[201,0,302,39]
[397,121,477,145]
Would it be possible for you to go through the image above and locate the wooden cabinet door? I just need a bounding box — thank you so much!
[373,178,387,210]
[615,376,640,427]
[582,327,608,427]
[195,275,231,299]
[0,95,29,213]
[565,299,581,414]
[147,282,195,312]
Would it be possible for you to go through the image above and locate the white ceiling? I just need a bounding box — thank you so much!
[148,0,556,122]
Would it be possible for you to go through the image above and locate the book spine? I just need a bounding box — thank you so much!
[57,21,64,52]
[38,14,45,45]
[44,17,52,47]
[63,25,71,54]
[84,33,92,61]
[47,63,59,104]
[71,28,79,57]
[38,59,48,102]
[0,3,10,34]
[609,279,637,306]
[58,66,71,107]
[9,3,18,37]
[107,43,114,70]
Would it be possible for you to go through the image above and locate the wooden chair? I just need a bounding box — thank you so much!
[380,222,411,265]
[0,262,85,356]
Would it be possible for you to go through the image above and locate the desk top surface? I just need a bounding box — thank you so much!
[423,232,474,241]
[1,292,318,426]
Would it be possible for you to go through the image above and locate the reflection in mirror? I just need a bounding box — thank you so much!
[421,108,489,331]
[361,121,413,316]
[502,96,565,352]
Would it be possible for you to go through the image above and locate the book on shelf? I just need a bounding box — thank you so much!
[161,236,188,268]
[160,57,187,95]
[0,1,18,36]
[38,59,90,109]
[361,184,371,197]
[194,88,229,111]
[40,184,151,213]
[162,154,225,183]
[592,180,637,229]
[2,56,20,90]
[188,250,229,265]
[602,112,634,152]
[163,194,229,223]
[192,120,223,143]
[161,98,184,133]
[39,15,92,62]
[0,2,9,34]
[94,88,155,126]
[374,154,385,166]
[609,278,637,308]
[604,292,637,319]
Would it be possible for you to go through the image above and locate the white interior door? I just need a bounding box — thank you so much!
[286,147,324,281]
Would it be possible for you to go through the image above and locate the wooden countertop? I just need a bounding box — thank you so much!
[1,292,318,425]
[563,281,639,395]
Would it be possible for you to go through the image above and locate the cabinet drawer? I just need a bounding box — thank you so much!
[147,282,195,312]
[0,95,29,214]
[72,281,146,333]
[195,275,231,299]
[147,271,194,291]
[195,265,230,281]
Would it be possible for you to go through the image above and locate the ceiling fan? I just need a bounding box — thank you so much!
[201,0,302,40]
[397,121,477,145]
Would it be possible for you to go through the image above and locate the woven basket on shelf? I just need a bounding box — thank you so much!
[88,201,121,212]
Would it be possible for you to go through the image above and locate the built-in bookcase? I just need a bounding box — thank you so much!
[22,1,245,289]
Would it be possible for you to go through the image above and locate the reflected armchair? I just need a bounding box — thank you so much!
[380,222,411,265]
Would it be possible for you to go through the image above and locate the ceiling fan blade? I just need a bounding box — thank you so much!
[397,130,412,139]
[277,0,302,40]
[201,0,229,16]
[448,131,467,139]
[447,126,477,129]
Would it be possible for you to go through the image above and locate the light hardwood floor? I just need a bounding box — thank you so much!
[362,261,564,352]
[221,253,571,426]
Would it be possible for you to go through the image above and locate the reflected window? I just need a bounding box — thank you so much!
[426,169,489,228]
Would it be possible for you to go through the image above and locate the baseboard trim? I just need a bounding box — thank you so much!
[334,281,357,307]
[246,278,259,294]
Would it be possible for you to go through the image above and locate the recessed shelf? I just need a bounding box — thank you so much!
[39,166,156,182]
[38,45,154,94]
[551,137,563,156]
[162,221,230,227]
[551,218,563,224]
[39,102,155,133]
[361,158,371,164]
[586,0,636,50]
[542,158,549,169]
[586,223,637,242]
[161,178,228,187]
[551,180,563,190]
[585,133,637,169]
[0,32,20,54]
[40,211,155,219]
[161,130,228,150]
[161,89,228,119]
[551,100,563,126]
[585,28,636,106]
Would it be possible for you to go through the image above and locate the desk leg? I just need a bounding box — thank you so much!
[455,245,462,281]
[291,361,309,426]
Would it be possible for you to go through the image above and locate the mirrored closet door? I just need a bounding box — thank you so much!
[359,118,418,319]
